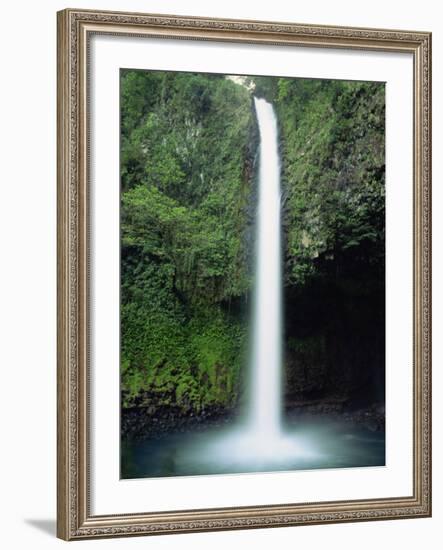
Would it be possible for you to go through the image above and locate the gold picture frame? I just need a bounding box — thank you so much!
[57,8,431,540]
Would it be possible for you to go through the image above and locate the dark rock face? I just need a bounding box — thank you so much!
[285,402,385,433]
[121,404,238,441]
[121,401,385,442]
[283,278,385,409]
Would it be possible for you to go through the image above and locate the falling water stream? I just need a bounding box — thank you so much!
[248,97,283,439]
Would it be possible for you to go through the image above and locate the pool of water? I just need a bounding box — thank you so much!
[121,416,385,479]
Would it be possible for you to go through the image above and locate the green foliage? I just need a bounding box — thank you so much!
[121,254,247,410]
[272,79,385,287]
[120,70,253,411]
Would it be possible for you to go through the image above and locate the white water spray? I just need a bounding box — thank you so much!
[248,97,283,439]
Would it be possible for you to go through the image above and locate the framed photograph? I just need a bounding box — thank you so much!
[57,8,432,540]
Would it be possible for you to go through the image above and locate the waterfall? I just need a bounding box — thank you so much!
[248,97,283,438]
[200,97,315,468]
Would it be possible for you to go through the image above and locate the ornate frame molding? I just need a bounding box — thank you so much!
[57,8,431,540]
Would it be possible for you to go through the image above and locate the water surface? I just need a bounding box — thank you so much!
[121,416,385,479]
